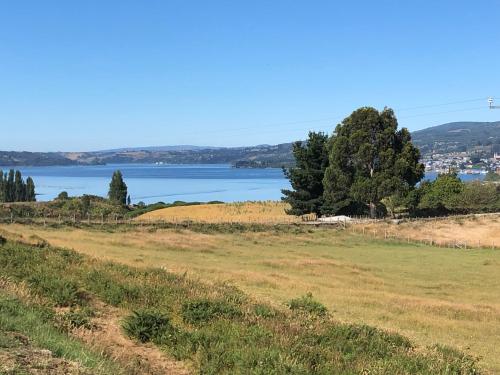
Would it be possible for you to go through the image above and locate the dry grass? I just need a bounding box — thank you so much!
[357,214,500,248]
[2,223,500,372]
[136,201,308,224]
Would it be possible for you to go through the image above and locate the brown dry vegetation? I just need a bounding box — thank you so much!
[72,300,190,375]
[1,221,500,372]
[357,214,500,248]
[136,201,308,224]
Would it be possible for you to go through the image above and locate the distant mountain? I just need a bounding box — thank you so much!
[412,121,500,155]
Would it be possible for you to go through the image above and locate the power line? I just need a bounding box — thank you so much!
[396,97,488,112]
[170,97,498,142]
[399,106,486,120]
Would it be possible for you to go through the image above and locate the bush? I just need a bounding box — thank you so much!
[29,275,83,307]
[122,310,173,343]
[182,299,241,324]
[288,293,328,316]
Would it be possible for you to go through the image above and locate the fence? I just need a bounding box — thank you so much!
[348,223,498,250]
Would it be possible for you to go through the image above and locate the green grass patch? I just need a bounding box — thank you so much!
[0,293,120,374]
[181,299,242,325]
[288,293,329,316]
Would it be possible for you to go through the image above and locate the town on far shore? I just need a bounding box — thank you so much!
[423,151,500,175]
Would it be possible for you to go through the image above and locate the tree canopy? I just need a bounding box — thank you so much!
[281,132,329,216]
[108,170,128,206]
[322,107,424,218]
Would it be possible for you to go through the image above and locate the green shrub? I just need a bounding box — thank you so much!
[288,293,328,316]
[85,270,140,306]
[182,299,241,324]
[59,307,95,330]
[122,310,173,343]
[28,275,83,307]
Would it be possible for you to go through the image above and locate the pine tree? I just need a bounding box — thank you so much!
[282,132,329,216]
[108,170,128,205]
[25,177,36,202]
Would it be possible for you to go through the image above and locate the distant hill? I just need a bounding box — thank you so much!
[3,120,500,167]
[0,143,295,167]
[98,145,224,153]
[0,151,77,167]
[71,143,295,167]
[412,121,500,155]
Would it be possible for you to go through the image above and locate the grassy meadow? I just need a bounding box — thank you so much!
[0,234,481,374]
[1,221,499,373]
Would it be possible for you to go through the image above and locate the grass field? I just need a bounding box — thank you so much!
[0,235,480,374]
[136,201,311,223]
[1,222,499,373]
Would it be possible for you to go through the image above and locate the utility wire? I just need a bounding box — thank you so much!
[164,97,497,143]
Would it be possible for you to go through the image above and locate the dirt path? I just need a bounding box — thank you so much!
[1,277,190,375]
[72,300,191,375]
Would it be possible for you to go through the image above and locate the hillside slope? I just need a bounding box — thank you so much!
[412,121,500,155]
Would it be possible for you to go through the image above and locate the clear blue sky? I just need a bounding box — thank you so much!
[1,1,499,151]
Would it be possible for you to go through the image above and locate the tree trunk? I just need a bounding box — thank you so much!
[369,201,376,219]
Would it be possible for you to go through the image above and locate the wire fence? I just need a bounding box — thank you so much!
[1,210,498,249]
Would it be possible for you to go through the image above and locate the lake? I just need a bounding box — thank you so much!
[5,164,485,204]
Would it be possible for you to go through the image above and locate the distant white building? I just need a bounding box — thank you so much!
[494,152,500,161]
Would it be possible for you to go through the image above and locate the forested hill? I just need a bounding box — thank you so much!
[0,143,295,167]
[2,121,500,166]
[411,121,500,155]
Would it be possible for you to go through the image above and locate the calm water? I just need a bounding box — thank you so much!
[6,164,485,204]
[10,164,290,204]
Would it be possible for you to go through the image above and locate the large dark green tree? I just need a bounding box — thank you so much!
[323,107,424,218]
[108,170,128,206]
[282,131,329,216]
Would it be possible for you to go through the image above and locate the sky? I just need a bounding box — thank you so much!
[1,1,499,152]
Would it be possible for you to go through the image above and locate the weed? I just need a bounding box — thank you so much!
[182,299,242,324]
[288,293,328,316]
[254,304,277,318]
[58,307,95,330]
[122,310,172,343]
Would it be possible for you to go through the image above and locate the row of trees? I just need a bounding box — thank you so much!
[0,169,36,203]
[282,107,424,218]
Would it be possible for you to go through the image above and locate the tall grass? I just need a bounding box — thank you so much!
[0,240,480,374]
